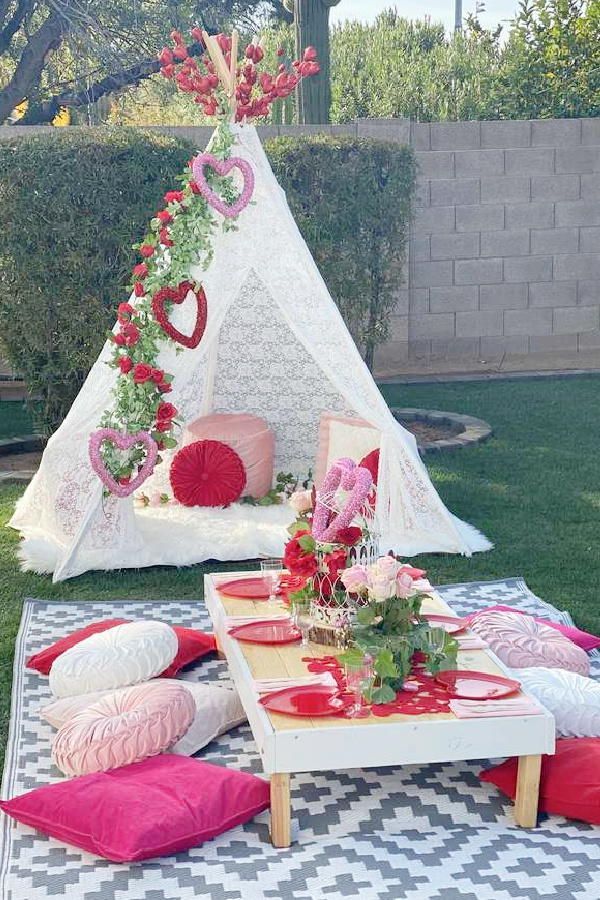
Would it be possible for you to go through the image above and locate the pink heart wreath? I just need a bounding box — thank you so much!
[191,153,255,219]
[89,428,158,498]
[312,458,373,543]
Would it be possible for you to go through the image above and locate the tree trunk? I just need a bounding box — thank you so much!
[294,0,339,124]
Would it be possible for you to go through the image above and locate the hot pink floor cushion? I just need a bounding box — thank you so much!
[0,756,270,862]
[466,604,600,652]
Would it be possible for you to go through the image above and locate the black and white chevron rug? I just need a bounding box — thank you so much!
[1,579,599,900]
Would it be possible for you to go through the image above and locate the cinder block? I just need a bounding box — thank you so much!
[455,258,503,285]
[410,235,431,261]
[530,227,579,254]
[408,339,432,360]
[578,331,600,350]
[409,313,455,340]
[387,316,409,342]
[430,122,481,151]
[431,233,480,260]
[455,150,504,177]
[554,254,600,281]
[456,310,503,338]
[430,178,479,206]
[480,121,531,149]
[357,118,409,142]
[391,290,409,316]
[553,306,600,334]
[505,148,554,175]
[504,308,553,336]
[415,179,430,207]
[412,261,453,288]
[530,334,578,352]
[414,206,455,233]
[556,201,600,227]
[480,335,529,356]
[415,151,454,179]
[374,341,409,373]
[529,281,577,308]
[531,174,580,201]
[556,147,600,174]
[531,119,582,147]
[505,202,554,229]
[409,288,430,314]
[578,280,600,305]
[481,230,530,258]
[580,227,600,254]
[480,176,530,203]
[411,123,431,150]
[429,285,479,313]
[456,204,504,232]
[480,283,528,310]
[581,174,600,198]
[582,119,600,146]
[504,256,553,283]
[430,337,480,357]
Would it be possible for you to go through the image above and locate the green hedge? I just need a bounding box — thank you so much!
[266,134,416,369]
[0,129,195,434]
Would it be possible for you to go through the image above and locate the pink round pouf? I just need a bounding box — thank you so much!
[469,610,590,676]
[52,681,195,777]
[180,413,274,500]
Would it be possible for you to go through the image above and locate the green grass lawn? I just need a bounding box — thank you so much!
[0,375,599,770]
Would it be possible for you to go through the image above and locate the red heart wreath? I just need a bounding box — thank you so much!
[152,281,207,349]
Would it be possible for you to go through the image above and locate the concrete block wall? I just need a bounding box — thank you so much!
[380,117,600,374]
[2,117,598,376]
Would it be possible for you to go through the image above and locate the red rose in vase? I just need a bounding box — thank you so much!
[283,532,318,578]
[324,548,348,579]
[335,526,363,547]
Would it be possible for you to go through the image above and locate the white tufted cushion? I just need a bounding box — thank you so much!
[52,681,195,777]
[49,621,178,698]
[469,610,590,676]
[512,667,600,738]
[41,681,246,756]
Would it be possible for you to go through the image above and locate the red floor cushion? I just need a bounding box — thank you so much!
[170,439,247,507]
[27,620,215,677]
[480,738,600,824]
[0,756,270,861]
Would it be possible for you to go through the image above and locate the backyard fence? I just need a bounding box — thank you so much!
[2,117,599,377]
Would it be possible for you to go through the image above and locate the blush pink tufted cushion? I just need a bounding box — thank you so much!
[52,681,195,777]
[315,413,380,487]
[469,610,590,676]
[181,413,274,500]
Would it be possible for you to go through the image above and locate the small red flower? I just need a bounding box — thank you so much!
[157,401,177,422]
[156,210,173,224]
[133,281,145,297]
[164,190,185,204]
[189,180,201,195]
[158,381,172,393]
[118,322,140,347]
[118,356,133,374]
[150,368,164,384]
[159,227,173,247]
[158,48,173,66]
[140,244,155,258]
[133,263,148,279]
[117,302,134,322]
[133,362,153,384]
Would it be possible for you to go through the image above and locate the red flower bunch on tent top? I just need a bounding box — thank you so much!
[158,29,320,121]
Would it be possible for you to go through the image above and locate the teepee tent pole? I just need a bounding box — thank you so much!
[229,30,239,119]
[202,31,234,95]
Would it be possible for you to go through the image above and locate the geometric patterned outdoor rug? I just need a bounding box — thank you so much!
[1,578,599,900]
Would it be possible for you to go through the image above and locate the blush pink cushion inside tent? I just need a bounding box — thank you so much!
[181,413,274,499]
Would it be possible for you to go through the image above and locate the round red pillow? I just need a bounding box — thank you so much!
[170,440,247,507]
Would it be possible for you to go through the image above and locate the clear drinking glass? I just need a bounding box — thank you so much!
[424,626,447,674]
[260,558,282,606]
[344,654,374,719]
[291,602,312,647]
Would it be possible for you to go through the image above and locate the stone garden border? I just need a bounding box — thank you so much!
[391,408,492,455]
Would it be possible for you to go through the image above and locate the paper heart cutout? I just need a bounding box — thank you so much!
[191,153,255,219]
[312,458,373,543]
[89,428,158,498]
[152,281,207,349]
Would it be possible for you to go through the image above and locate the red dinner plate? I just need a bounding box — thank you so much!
[435,670,521,699]
[260,685,353,717]
[228,622,301,645]
[424,614,467,634]
[217,577,272,599]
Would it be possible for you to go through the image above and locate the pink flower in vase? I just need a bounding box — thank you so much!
[340,564,369,594]
[396,571,416,599]
[289,490,313,515]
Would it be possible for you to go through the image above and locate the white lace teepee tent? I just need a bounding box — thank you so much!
[9,33,491,582]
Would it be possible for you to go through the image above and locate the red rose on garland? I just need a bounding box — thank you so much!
[156,401,178,424]
[118,356,133,374]
[140,244,155,258]
[283,531,318,578]
[133,281,145,297]
[151,368,164,383]
[133,362,153,384]
[117,302,134,322]
[114,322,140,347]
[132,263,148,279]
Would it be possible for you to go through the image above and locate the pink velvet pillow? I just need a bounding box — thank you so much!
[469,610,590,675]
[26,620,215,677]
[467,604,600,653]
[480,738,600,825]
[52,681,196,776]
[182,413,274,499]
[0,756,270,862]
